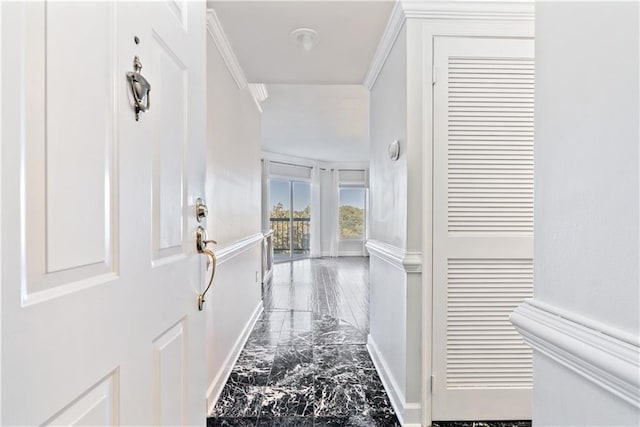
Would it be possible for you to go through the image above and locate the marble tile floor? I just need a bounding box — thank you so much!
[208,308,400,426]
[263,258,369,333]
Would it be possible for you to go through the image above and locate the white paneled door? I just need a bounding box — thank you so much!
[1,2,207,425]
[432,37,535,420]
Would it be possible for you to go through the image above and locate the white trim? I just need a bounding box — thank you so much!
[363,1,406,90]
[261,150,369,172]
[206,8,248,90]
[214,233,264,266]
[337,250,367,257]
[249,83,268,103]
[403,252,422,273]
[511,299,640,408]
[419,19,535,427]
[207,301,264,414]
[248,84,268,113]
[363,0,534,90]
[367,335,422,426]
[365,239,422,273]
[403,0,534,21]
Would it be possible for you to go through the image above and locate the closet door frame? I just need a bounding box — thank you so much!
[411,18,535,426]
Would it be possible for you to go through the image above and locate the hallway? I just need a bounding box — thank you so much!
[208,258,400,426]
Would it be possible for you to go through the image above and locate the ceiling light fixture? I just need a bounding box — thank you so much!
[290,28,318,52]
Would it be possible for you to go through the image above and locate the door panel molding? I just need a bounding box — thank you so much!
[150,29,188,261]
[43,371,119,426]
[22,1,119,303]
[431,36,535,421]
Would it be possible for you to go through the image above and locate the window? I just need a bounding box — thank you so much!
[339,188,366,240]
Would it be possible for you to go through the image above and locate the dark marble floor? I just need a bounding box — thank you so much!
[208,258,400,426]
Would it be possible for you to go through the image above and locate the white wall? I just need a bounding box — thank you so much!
[369,27,407,250]
[533,2,639,424]
[367,25,423,425]
[205,30,264,410]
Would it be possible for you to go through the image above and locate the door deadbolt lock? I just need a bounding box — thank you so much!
[195,198,208,223]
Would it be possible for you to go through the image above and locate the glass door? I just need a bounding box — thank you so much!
[269,179,311,261]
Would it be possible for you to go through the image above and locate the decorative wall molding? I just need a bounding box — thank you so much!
[367,336,422,427]
[206,8,248,90]
[511,299,640,408]
[365,239,422,273]
[363,0,535,90]
[248,84,269,113]
[363,1,406,91]
[207,301,264,413]
[214,233,264,265]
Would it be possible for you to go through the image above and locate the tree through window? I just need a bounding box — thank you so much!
[339,188,365,240]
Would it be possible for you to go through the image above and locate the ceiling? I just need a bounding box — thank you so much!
[209,1,395,84]
[261,85,369,162]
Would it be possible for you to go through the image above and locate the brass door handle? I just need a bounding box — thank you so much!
[196,226,217,311]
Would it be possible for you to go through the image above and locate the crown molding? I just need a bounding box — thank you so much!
[248,84,269,113]
[511,299,640,408]
[206,8,248,90]
[363,0,535,90]
[363,1,406,91]
[365,239,422,274]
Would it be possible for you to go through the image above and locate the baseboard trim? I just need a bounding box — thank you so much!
[366,239,422,274]
[207,301,264,414]
[367,335,422,426]
[338,250,367,257]
[320,251,369,258]
[511,299,640,408]
[214,233,263,266]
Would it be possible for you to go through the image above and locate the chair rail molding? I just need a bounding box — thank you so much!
[511,299,640,408]
[206,8,248,90]
[365,239,422,274]
[213,233,264,266]
[363,0,535,90]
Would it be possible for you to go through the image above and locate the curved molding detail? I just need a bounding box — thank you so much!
[511,299,640,408]
[363,0,535,90]
[366,239,422,273]
[206,8,248,90]
[213,233,264,265]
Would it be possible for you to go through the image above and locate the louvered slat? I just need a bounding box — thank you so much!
[447,57,534,234]
[446,259,533,388]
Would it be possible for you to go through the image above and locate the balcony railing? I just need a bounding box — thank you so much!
[270,217,310,255]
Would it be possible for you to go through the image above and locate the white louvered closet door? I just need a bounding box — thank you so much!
[432,37,535,421]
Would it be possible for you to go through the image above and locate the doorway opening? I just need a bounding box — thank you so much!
[269,179,312,262]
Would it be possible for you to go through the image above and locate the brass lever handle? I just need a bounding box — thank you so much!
[197,248,216,311]
[195,226,217,311]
